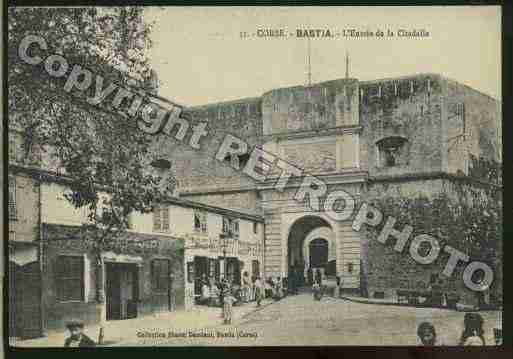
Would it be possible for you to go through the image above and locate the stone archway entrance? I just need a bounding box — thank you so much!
[286,215,335,287]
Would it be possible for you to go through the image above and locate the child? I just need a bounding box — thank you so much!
[64,320,96,347]
[312,281,322,301]
[417,322,438,346]
[223,289,236,325]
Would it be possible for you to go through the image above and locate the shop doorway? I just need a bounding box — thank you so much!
[193,256,209,296]
[9,261,42,339]
[226,257,241,285]
[106,262,139,321]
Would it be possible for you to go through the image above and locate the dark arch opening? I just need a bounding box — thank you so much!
[286,216,334,288]
[309,238,329,268]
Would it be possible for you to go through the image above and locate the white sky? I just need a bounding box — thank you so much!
[145,6,501,106]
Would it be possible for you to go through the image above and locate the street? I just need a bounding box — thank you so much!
[108,294,500,346]
[15,294,500,347]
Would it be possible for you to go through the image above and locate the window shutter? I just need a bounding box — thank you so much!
[153,208,161,231]
[151,260,157,290]
[222,217,229,234]
[201,212,207,233]
[8,177,16,220]
[194,211,201,231]
[162,207,170,231]
[215,260,220,281]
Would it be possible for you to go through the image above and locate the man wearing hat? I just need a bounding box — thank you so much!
[64,320,96,347]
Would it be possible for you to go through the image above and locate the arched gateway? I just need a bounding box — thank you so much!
[286,215,337,285]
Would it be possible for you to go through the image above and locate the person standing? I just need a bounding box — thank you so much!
[315,268,322,286]
[459,313,486,346]
[242,271,250,303]
[307,267,313,286]
[223,288,236,325]
[333,276,340,298]
[312,280,322,301]
[255,276,264,307]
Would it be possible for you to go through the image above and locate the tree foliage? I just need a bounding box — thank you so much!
[8,7,173,245]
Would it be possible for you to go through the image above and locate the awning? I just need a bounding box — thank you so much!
[9,244,38,266]
[102,251,143,264]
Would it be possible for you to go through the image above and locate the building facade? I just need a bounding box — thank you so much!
[8,159,263,338]
[161,73,501,302]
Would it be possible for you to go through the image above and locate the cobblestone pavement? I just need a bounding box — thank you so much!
[14,294,501,347]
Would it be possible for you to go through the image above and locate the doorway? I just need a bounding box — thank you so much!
[9,261,42,339]
[309,238,329,268]
[106,262,139,321]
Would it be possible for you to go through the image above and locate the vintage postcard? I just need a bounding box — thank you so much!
[5,5,502,347]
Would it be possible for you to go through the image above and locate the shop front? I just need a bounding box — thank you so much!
[41,223,184,332]
[183,234,262,309]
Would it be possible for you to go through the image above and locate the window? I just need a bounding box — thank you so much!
[153,205,170,232]
[151,259,170,292]
[232,219,239,238]
[208,258,217,279]
[376,136,409,168]
[8,176,16,220]
[222,216,230,235]
[253,222,258,234]
[347,262,354,274]
[222,217,239,239]
[223,153,250,170]
[194,210,207,233]
[252,260,260,277]
[186,262,194,283]
[56,256,84,302]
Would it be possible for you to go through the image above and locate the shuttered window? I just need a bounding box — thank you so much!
[194,210,207,233]
[8,176,16,220]
[232,219,239,239]
[151,259,170,292]
[56,256,84,302]
[153,206,170,232]
[209,258,217,278]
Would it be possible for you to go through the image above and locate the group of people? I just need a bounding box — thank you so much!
[197,272,266,308]
[196,273,268,324]
[417,312,496,346]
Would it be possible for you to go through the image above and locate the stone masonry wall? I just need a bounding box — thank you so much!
[442,77,501,176]
[363,178,501,306]
[360,74,444,176]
